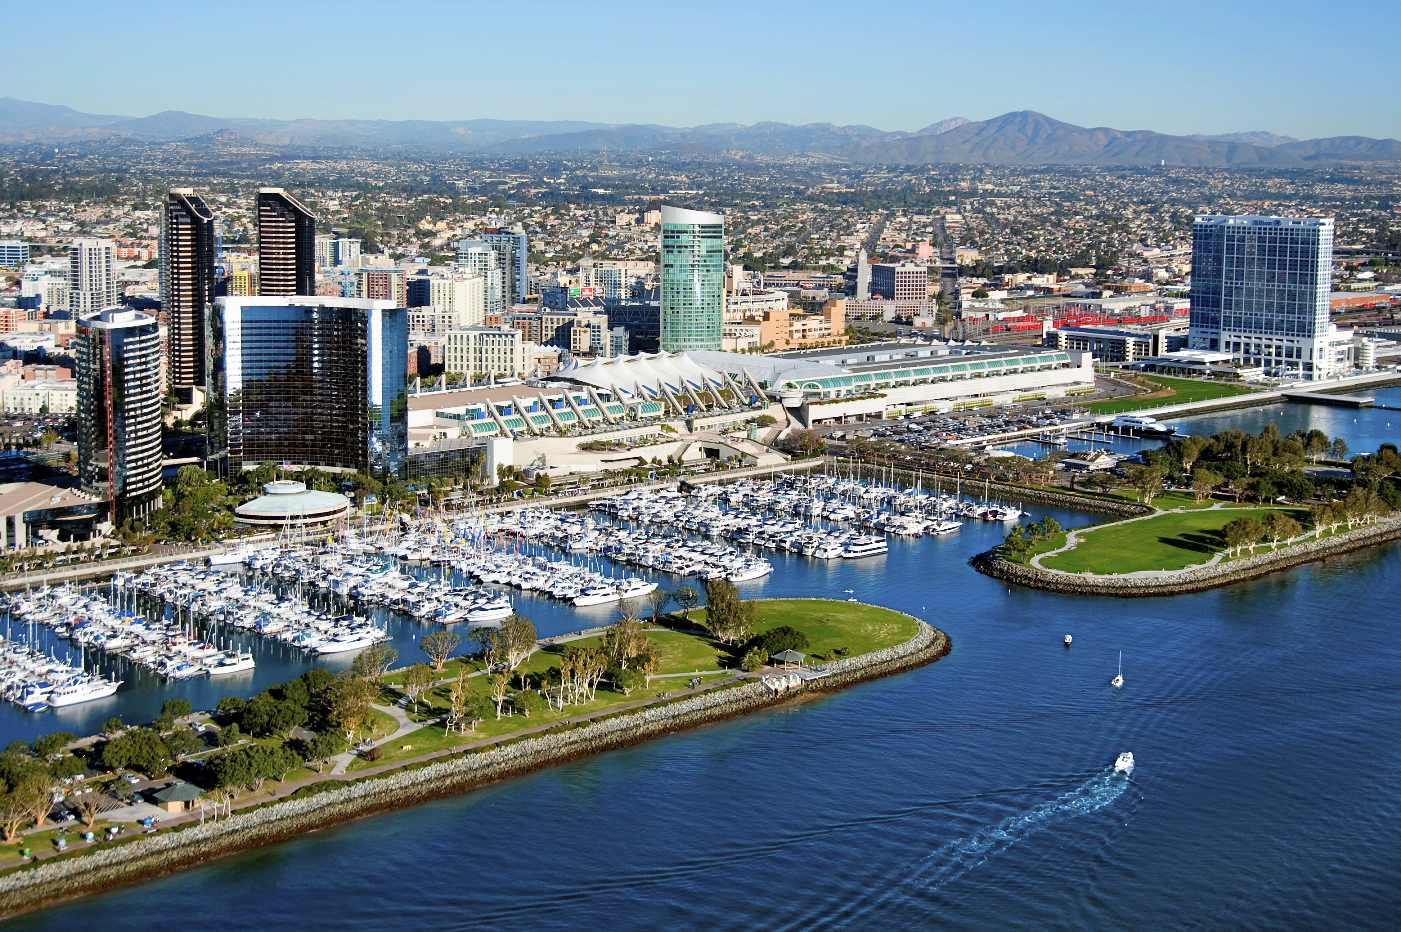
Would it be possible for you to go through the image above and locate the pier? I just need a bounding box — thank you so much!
[1281,391,1373,408]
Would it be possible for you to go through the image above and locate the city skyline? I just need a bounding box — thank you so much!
[5,0,1400,141]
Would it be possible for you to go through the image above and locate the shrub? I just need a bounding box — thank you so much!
[363,746,383,762]
[740,648,767,672]
[747,625,810,658]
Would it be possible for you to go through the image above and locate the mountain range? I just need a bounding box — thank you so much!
[2,97,1398,167]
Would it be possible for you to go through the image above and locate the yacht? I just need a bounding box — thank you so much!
[842,536,889,559]
[1114,751,1135,772]
[1108,414,1176,436]
[207,650,256,675]
[929,519,963,535]
[48,676,121,706]
[315,629,386,655]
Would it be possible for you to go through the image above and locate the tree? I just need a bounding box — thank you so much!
[672,586,699,621]
[1190,469,1223,504]
[216,722,243,747]
[779,429,827,458]
[486,673,511,719]
[611,667,645,696]
[749,625,810,657]
[1261,512,1303,548]
[703,578,752,645]
[242,694,308,739]
[602,614,652,670]
[421,630,461,671]
[446,669,473,735]
[741,647,768,672]
[497,613,537,670]
[514,689,548,718]
[102,718,126,737]
[647,588,672,621]
[1124,464,1165,505]
[302,732,348,773]
[101,727,172,776]
[327,674,380,742]
[1331,438,1350,461]
[164,728,204,760]
[159,698,193,721]
[1171,434,1211,476]
[31,732,76,759]
[1222,516,1265,556]
[403,663,436,713]
[351,644,398,683]
[71,790,110,828]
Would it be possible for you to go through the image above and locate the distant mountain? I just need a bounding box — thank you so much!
[1,96,1397,167]
[1192,131,1299,147]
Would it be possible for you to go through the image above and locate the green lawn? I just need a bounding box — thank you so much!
[1040,506,1310,574]
[1085,375,1254,414]
[704,598,921,657]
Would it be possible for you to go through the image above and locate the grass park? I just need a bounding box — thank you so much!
[1037,505,1313,574]
[1085,375,1255,415]
[361,598,920,770]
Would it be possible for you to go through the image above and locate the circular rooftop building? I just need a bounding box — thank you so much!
[234,480,349,528]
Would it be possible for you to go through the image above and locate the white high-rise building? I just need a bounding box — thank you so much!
[69,238,117,317]
[430,273,486,328]
[455,241,505,316]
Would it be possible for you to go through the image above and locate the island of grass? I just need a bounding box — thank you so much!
[365,597,920,769]
[1085,375,1254,415]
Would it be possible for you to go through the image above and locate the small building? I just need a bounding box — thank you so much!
[234,480,350,528]
[1061,451,1119,473]
[149,780,204,813]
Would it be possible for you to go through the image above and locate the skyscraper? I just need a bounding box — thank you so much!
[481,228,529,307]
[1189,215,1337,379]
[257,188,316,296]
[76,308,164,521]
[455,242,505,315]
[161,188,217,395]
[216,296,407,476]
[69,238,117,317]
[660,205,725,352]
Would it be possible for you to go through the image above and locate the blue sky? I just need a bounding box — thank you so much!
[12,0,1399,139]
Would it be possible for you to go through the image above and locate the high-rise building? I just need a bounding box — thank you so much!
[216,296,407,475]
[69,238,117,317]
[408,271,486,327]
[660,205,725,352]
[76,308,164,522]
[257,188,316,296]
[455,242,505,316]
[161,188,218,394]
[870,262,927,302]
[1189,215,1338,379]
[0,241,29,268]
[480,228,529,306]
[316,235,362,270]
[354,267,407,306]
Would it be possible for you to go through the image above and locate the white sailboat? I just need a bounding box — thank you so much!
[1111,651,1124,688]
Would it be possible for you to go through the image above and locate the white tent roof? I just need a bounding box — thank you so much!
[555,352,727,399]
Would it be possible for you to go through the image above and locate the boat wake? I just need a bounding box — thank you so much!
[784,768,1133,931]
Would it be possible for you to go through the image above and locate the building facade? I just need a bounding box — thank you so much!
[69,239,117,317]
[455,242,506,316]
[480,228,529,307]
[870,263,928,302]
[444,325,538,379]
[660,205,725,352]
[216,296,407,475]
[354,267,407,307]
[0,241,29,268]
[1189,215,1337,378]
[161,189,218,395]
[76,308,164,521]
[256,189,316,296]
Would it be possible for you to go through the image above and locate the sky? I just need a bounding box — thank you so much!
[9,0,1400,139]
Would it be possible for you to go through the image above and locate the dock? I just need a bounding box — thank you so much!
[1282,391,1373,408]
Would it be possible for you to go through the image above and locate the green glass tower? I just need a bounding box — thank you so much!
[660,205,724,352]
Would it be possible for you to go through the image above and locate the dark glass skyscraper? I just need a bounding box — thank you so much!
[660,205,725,352]
[76,308,164,522]
[257,188,316,296]
[217,296,407,476]
[161,188,217,396]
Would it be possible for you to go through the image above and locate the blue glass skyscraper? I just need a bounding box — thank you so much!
[660,205,725,352]
[1189,215,1337,378]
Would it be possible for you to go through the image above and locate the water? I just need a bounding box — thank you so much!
[12,488,1401,928]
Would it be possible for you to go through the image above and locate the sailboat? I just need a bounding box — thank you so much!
[1111,651,1124,688]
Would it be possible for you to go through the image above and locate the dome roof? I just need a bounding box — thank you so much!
[234,480,349,523]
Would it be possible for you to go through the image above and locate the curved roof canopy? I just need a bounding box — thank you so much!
[554,352,727,399]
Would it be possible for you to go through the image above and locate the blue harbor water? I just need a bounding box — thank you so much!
[8,397,1401,929]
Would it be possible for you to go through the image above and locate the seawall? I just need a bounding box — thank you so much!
[0,613,948,920]
[971,516,1401,597]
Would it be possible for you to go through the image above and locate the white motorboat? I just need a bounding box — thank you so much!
[1111,651,1124,688]
[1064,634,1073,646]
[1114,751,1135,772]
[207,650,256,675]
[47,676,121,706]
[842,536,889,559]
[1108,414,1176,436]
[315,630,385,654]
